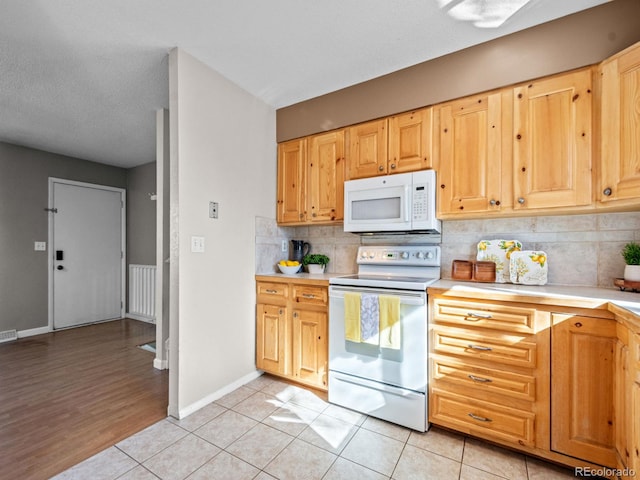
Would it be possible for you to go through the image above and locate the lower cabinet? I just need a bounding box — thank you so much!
[624,328,640,475]
[256,278,328,391]
[429,290,637,473]
[292,309,327,388]
[551,314,617,468]
[429,296,550,449]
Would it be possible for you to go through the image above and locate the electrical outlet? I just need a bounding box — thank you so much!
[209,201,218,219]
[34,241,46,251]
[281,240,288,252]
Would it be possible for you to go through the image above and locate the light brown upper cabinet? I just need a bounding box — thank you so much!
[348,108,432,179]
[277,138,307,224]
[598,41,640,209]
[308,130,345,223]
[436,90,512,217]
[513,68,593,211]
[277,130,345,225]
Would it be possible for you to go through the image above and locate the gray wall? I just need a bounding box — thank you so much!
[126,162,157,266]
[277,0,640,141]
[0,141,130,333]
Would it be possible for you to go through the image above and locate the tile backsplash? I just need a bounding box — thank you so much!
[256,211,640,288]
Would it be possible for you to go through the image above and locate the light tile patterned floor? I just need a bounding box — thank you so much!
[53,375,577,480]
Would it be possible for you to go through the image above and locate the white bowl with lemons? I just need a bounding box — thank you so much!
[278,260,302,274]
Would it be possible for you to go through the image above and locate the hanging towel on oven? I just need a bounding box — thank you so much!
[360,293,379,344]
[344,292,361,342]
[379,295,401,349]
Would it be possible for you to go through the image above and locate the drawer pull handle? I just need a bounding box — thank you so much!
[265,289,278,294]
[466,312,492,320]
[468,374,493,383]
[468,413,492,422]
[467,344,492,351]
[302,293,316,298]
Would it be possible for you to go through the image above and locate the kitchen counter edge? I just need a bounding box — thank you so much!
[429,279,640,332]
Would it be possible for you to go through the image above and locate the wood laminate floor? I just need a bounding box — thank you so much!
[0,319,168,480]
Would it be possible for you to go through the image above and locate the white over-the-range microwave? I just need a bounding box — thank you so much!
[343,169,441,234]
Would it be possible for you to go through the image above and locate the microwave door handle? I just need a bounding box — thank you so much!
[404,185,411,222]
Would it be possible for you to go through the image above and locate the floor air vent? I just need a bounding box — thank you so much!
[0,330,18,343]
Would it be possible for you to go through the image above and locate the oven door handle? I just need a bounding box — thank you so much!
[329,287,425,306]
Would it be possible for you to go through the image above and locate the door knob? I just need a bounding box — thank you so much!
[57,265,64,270]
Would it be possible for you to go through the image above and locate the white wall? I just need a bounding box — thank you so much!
[169,48,276,416]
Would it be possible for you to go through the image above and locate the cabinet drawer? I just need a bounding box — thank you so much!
[432,297,537,334]
[257,282,288,304]
[291,284,327,306]
[432,325,537,369]
[431,389,535,447]
[431,355,536,403]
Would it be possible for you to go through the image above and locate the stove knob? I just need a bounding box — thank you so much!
[369,252,376,259]
[426,251,434,259]
[401,251,409,259]
[417,251,425,259]
[360,251,368,259]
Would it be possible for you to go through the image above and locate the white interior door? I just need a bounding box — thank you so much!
[49,179,125,329]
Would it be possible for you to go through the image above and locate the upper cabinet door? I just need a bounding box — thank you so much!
[277,139,307,224]
[347,119,388,179]
[599,42,640,206]
[513,68,593,211]
[308,130,345,223]
[437,91,511,217]
[388,108,433,174]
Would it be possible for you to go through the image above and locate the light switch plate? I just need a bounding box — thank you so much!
[34,241,46,251]
[191,236,205,253]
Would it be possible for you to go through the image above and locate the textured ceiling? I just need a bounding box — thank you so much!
[0,0,609,168]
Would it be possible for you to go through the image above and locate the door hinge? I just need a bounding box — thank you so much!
[44,207,58,213]
[121,251,124,259]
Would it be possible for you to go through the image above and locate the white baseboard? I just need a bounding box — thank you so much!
[153,358,168,370]
[18,326,50,338]
[126,313,156,324]
[176,370,264,419]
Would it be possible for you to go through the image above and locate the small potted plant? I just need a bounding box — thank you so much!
[622,242,640,282]
[302,253,330,274]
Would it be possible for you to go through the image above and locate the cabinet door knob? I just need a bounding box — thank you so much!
[603,187,612,196]
[517,197,525,205]
[489,199,496,206]
[390,163,396,169]
[378,165,384,171]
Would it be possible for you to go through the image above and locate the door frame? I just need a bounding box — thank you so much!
[47,177,126,331]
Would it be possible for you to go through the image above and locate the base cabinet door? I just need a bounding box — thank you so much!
[551,314,618,468]
[292,309,328,388]
[630,332,640,473]
[256,303,288,375]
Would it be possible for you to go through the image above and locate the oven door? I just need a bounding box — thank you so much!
[328,285,427,392]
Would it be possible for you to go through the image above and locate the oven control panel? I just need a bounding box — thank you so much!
[357,245,440,267]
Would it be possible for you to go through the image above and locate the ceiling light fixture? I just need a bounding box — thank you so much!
[437,0,532,28]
